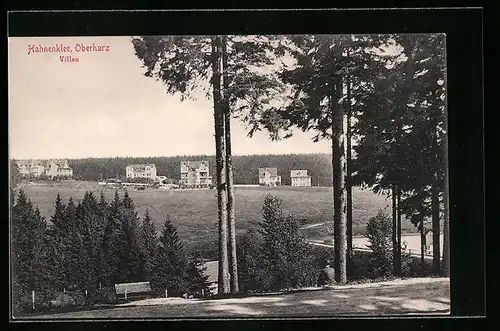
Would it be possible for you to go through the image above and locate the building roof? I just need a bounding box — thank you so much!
[50,159,67,164]
[127,164,156,171]
[31,160,46,167]
[200,260,218,284]
[16,160,31,167]
[16,159,71,168]
[291,170,309,177]
[258,168,278,177]
[181,160,209,171]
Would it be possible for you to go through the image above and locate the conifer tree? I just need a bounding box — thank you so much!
[64,197,81,289]
[117,190,143,282]
[11,190,53,310]
[76,191,105,289]
[151,216,189,295]
[140,209,158,281]
[132,35,281,293]
[102,191,122,285]
[258,194,314,290]
[48,193,68,290]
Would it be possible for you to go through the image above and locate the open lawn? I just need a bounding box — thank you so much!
[17,181,417,254]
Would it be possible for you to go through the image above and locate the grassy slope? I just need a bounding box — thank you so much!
[17,181,417,252]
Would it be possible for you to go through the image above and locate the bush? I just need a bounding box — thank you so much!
[237,195,319,293]
[366,210,393,278]
[87,287,117,304]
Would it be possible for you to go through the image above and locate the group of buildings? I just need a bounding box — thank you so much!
[15,159,74,178]
[125,161,313,188]
[258,167,312,187]
[15,158,313,187]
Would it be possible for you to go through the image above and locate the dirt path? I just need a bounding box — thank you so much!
[19,278,450,319]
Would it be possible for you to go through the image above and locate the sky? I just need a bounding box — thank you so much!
[8,36,333,160]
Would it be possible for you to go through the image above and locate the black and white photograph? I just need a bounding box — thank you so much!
[9,32,451,319]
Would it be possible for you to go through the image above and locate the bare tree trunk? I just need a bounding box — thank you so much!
[420,220,425,269]
[442,121,450,277]
[346,70,353,265]
[221,36,239,293]
[211,36,229,294]
[431,185,441,276]
[396,187,402,276]
[332,74,347,284]
[431,118,441,276]
[392,185,397,275]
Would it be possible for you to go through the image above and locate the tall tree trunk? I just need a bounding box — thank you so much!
[420,219,425,269]
[332,74,347,284]
[221,36,239,293]
[346,68,353,265]
[442,120,450,277]
[396,186,402,276]
[392,185,398,275]
[431,183,441,276]
[431,117,441,276]
[211,36,229,294]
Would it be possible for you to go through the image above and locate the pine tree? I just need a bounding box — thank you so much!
[255,35,390,283]
[222,35,239,293]
[63,197,80,289]
[150,216,189,295]
[117,190,143,282]
[258,194,315,290]
[140,209,158,281]
[132,35,281,293]
[76,191,105,290]
[102,191,121,285]
[11,190,54,310]
[48,193,68,290]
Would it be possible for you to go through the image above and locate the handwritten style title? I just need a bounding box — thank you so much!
[27,43,111,63]
[28,43,111,55]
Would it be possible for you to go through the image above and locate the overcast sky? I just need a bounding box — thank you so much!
[8,36,333,160]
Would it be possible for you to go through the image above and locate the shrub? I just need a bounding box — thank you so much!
[88,287,117,304]
[366,210,393,278]
[237,195,318,293]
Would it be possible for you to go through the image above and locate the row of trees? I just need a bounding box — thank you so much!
[131,34,449,286]
[11,189,206,312]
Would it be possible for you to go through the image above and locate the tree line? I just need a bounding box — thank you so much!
[10,188,207,312]
[131,34,449,289]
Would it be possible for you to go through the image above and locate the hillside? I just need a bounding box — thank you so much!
[17,181,420,258]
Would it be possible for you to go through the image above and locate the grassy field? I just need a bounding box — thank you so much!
[17,181,417,254]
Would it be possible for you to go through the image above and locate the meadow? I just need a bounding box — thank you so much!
[17,181,418,255]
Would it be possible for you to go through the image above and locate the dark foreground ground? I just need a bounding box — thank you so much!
[17,278,450,319]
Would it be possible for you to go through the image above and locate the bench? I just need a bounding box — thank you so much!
[114,281,154,301]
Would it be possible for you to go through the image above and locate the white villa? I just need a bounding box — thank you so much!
[126,164,157,180]
[290,169,312,187]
